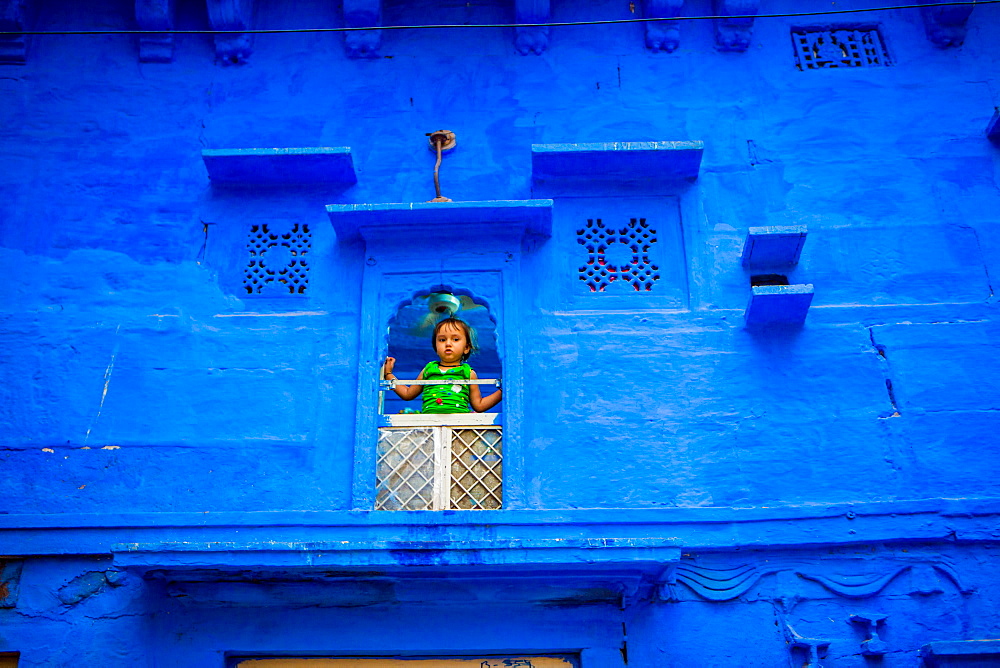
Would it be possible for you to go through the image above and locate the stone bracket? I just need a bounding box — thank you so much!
[920,2,974,48]
[643,0,683,53]
[712,0,758,51]
[134,0,176,63]
[850,613,889,656]
[0,0,30,65]
[342,0,382,58]
[514,0,550,55]
[206,0,254,64]
[0,560,23,608]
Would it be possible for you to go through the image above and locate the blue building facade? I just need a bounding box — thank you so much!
[2,1,1000,666]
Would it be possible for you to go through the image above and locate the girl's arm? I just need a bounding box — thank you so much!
[468,369,502,412]
[384,357,424,401]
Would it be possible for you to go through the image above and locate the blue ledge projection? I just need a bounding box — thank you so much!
[741,225,808,268]
[327,199,553,244]
[920,640,1000,667]
[532,141,703,190]
[745,284,814,328]
[202,147,358,185]
[988,109,1000,145]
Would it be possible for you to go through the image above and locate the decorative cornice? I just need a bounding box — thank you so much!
[134,0,175,63]
[206,0,254,64]
[342,0,381,58]
[2,497,999,557]
[643,0,683,53]
[0,0,30,65]
[712,0,758,51]
[514,0,549,55]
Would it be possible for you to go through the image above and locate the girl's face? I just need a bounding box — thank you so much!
[435,322,471,365]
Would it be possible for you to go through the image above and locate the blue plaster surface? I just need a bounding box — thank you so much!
[3,0,1000,665]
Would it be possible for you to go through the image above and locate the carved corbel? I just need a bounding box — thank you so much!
[342,0,381,58]
[920,1,974,48]
[0,0,30,65]
[850,613,889,656]
[135,0,175,63]
[206,0,254,64]
[785,623,831,668]
[712,0,757,52]
[643,0,683,53]
[514,0,549,56]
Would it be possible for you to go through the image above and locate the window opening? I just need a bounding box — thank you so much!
[244,222,311,295]
[750,274,789,287]
[376,290,503,510]
[577,217,660,292]
[792,26,890,70]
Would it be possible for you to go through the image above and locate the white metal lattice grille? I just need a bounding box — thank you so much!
[375,427,437,510]
[450,427,503,510]
[376,426,502,510]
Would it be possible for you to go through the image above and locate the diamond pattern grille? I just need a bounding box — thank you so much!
[376,428,436,510]
[450,427,503,510]
[376,426,502,510]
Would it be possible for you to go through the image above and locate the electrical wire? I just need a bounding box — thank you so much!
[0,0,996,36]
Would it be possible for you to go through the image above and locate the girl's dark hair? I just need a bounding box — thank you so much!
[431,317,477,362]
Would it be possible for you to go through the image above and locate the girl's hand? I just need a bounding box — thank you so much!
[383,357,396,376]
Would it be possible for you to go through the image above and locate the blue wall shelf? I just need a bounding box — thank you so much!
[745,284,815,328]
[742,225,808,268]
[531,141,704,190]
[326,199,553,244]
[202,147,358,185]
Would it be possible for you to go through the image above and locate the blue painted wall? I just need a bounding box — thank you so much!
[2,0,1000,666]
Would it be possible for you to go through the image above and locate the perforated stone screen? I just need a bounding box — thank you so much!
[792,27,890,70]
[244,222,311,295]
[577,217,660,292]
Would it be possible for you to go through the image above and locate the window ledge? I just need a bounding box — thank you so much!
[380,413,502,427]
[746,284,814,328]
[327,199,553,244]
[531,141,704,192]
[202,147,358,185]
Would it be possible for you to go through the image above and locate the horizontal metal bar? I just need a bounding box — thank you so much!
[380,379,501,387]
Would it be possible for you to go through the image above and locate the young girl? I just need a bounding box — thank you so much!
[383,317,502,413]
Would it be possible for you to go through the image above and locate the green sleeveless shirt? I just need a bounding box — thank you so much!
[420,361,472,413]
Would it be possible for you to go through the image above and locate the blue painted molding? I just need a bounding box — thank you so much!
[326,199,553,244]
[134,0,175,63]
[202,147,358,185]
[514,0,550,55]
[920,1,975,48]
[3,497,1000,556]
[920,640,1000,667]
[741,225,807,268]
[745,283,814,328]
[0,0,29,64]
[342,0,382,58]
[988,109,1000,145]
[112,536,680,573]
[206,0,254,64]
[531,142,703,193]
[712,0,758,51]
[643,0,683,53]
